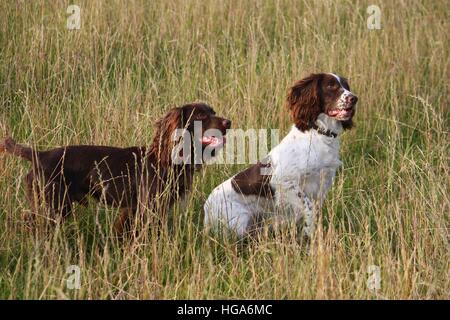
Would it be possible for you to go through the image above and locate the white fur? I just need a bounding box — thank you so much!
[204,113,344,238]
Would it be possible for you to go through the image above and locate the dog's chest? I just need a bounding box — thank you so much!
[269,129,342,201]
[303,141,341,200]
[300,167,337,201]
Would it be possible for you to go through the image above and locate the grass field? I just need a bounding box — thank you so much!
[0,0,448,299]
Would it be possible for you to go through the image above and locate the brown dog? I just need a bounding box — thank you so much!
[1,103,231,238]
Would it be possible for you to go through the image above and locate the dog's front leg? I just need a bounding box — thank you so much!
[296,190,315,239]
[274,185,316,239]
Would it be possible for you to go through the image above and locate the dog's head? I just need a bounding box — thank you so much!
[286,73,358,131]
[154,103,231,165]
[179,103,231,149]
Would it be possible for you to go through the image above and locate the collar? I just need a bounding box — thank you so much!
[311,123,338,138]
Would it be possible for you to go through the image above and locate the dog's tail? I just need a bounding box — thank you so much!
[0,137,33,161]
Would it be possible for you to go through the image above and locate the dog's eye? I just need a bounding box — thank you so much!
[327,82,337,89]
[196,114,208,120]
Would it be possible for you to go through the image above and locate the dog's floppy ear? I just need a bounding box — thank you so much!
[286,74,322,131]
[156,107,183,138]
[152,107,183,166]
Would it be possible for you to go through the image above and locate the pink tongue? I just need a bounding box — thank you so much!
[328,109,340,116]
[202,137,219,145]
[329,109,350,117]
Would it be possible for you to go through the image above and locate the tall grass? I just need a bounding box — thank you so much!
[0,0,448,299]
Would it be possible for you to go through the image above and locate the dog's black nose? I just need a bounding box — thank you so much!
[222,119,231,129]
[348,95,358,104]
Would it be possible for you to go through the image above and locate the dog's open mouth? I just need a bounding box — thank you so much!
[327,106,353,118]
[201,136,226,147]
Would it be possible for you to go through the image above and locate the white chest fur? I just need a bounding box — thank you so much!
[269,114,343,203]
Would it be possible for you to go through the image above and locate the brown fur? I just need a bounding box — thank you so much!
[150,107,183,167]
[231,161,274,198]
[287,74,322,131]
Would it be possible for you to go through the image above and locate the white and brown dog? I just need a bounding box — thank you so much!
[204,73,358,238]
